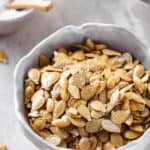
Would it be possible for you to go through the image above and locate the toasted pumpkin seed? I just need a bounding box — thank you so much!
[101,119,120,133]
[124,130,140,140]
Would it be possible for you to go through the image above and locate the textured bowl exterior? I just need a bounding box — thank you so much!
[14,23,150,150]
[0,9,34,35]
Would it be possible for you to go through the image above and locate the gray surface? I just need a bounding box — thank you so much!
[0,0,150,150]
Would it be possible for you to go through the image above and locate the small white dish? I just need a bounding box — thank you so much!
[0,0,34,35]
[14,23,150,150]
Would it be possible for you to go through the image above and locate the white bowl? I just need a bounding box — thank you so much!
[14,23,150,150]
[0,1,34,35]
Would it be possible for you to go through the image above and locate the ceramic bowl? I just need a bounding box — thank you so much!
[14,23,150,150]
[0,1,34,35]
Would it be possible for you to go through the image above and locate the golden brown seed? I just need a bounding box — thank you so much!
[119,70,132,82]
[60,89,69,102]
[85,53,98,58]
[73,100,87,109]
[129,124,144,133]
[59,76,68,89]
[85,119,101,133]
[32,118,46,131]
[57,48,67,53]
[145,98,150,108]
[121,98,130,111]
[53,101,66,119]
[69,117,85,127]
[98,130,109,143]
[59,77,69,101]
[85,38,95,49]
[42,65,62,72]
[75,140,81,150]
[50,127,69,139]
[81,85,96,101]
[39,55,50,67]
[125,115,133,126]
[78,104,91,121]
[69,72,86,89]
[38,130,52,139]
[124,130,140,140]
[90,101,106,112]
[61,70,71,78]
[91,110,104,119]
[59,141,67,148]
[28,68,40,84]
[120,84,133,94]
[133,64,144,78]
[89,74,102,82]
[51,82,60,99]
[95,146,102,150]
[125,92,145,104]
[68,107,78,116]
[52,117,70,128]
[79,137,91,150]
[78,127,88,137]
[102,49,121,56]
[31,89,45,112]
[100,54,109,65]
[25,79,35,88]
[41,72,60,90]
[46,135,61,146]
[46,98,55,113]
[0,50,7,64]
[66,126,79,137]
[25,86,34,102]
[108,57,124,68]
[139,107,149,117]
[67,98,77,107]
[95,44,107,51]
[130,101,145,112]
[99,90,107,103]
[118,81,129,88]
[28,111,40,117]
[73,44,91,52]
[44,91,50,99]
[71,51,85,61]
[106,89,120,112]
[147,83,150,95]
[122,52,133,64]
[101,119,121,133]
[141,74,149,82]
[107,75,120,89]
[111,110,130,124]
[144,116,150,124]
[0,144,7,150]
[90,79,101,89]
[132,116,144,124]
[103,142,115,150]
[40,110,52,122]
[68,85,80,99]
[90,136,97,150]
[110,134,123,148]
[53,52,70,67]
[133,76,145,94]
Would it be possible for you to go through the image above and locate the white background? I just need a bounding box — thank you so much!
[0,0,150,149]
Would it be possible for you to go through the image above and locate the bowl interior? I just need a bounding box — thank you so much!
[14,23,150,150]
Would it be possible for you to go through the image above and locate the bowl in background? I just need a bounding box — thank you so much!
[14,23,150,150]
[0,0,34,35]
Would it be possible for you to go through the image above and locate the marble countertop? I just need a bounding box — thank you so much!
[0,0,150,149]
